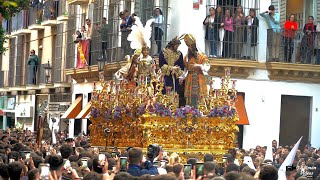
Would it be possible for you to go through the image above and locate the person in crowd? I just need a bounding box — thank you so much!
[203,7,218,58]
[172,163,183,178]
[283,14,298,63]
[223,9,234,58]
[203,162,217,179]
[260,5,281,62]
[81,25,88,40]
[74,30,83,43]
[96,17,109,61]
[119,10,134,57]
[8,161,23,180]
[243,8,259,60]
[179,34,210,109]
[259,165,278,180]
[27,49,39,85]
[159,37,185,106]
[300,16,316,64]
[216,6,224,58]
[126,147,158,176]
[204,153,214,162]
[233,5,245,59]
[86,19,93,65]
[152,8,165,55]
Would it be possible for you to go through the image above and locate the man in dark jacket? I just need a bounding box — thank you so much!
[127,148,158,177]
[27,49,39,85]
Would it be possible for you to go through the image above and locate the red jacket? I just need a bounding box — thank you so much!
[283,21,298,38]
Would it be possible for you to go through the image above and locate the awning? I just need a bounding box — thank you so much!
[235,93,249,125]
[75,101,91,119]
[61,96,82,119]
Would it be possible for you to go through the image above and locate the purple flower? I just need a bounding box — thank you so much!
[207,106,236,118]
[104,109,112,121]
[91,107,99,118]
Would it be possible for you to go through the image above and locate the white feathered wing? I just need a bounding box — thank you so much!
[127,16,154,50]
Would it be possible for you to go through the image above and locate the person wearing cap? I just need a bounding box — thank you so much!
[260,5,281,62]
[179,34,210,109]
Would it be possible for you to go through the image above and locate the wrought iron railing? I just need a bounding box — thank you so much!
[0,71,4,88]
[58,0,69,17]
[28,5,42,25]
[11,10,29,32]
[267,28,320,65]
[42,0,59,21]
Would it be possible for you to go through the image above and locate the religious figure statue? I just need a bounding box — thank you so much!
[115,16,156,85]
[27,49,39,85]
[134,46,156,84]
[179,34,210,108]
[159,37,185,106]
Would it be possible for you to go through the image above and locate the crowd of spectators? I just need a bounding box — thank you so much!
[0,128,320,180]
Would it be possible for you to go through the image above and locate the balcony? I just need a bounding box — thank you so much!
[41,0,59,26]
[266,29,320,83]
[10,10,31,36]
[57,0,70,22]
[67,0,89,5]
[28,5,45,30]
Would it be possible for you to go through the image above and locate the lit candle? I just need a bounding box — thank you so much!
[225,68,230,76]
[221,78,225,85]
[232,80,236,89]
[174,94,178,102]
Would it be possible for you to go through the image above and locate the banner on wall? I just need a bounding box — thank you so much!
[16,104,31,117]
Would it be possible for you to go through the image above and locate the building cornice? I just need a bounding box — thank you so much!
[65,58,320,84]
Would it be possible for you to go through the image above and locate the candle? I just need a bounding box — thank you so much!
[140,75,144,83]
[225,68,230,76]
[232,80,237,89]
[161,75,164,83]
[215,90,218,98]
[115,84,119,91]
[221,78,225,85]
[93,82,96,90]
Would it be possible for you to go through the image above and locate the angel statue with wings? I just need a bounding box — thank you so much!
[115,16,156,85]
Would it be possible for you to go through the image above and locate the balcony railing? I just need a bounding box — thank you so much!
[267,29,320,65]
[28,5,42,25]
[26,65,40,86]
[11,10,29,33]
[42,0,59,21]
[58,0,68,17]
[2,19,11,34]
[0,71,4,88]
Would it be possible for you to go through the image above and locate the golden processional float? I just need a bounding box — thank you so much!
[88,67,240,161]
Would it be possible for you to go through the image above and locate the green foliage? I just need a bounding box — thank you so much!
[0,28,8,55]
[0,0,30,54]
[0,0,30,19]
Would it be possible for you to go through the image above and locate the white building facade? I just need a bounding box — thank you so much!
[65,0,320,149]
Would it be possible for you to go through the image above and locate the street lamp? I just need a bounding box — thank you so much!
[43,61,52,84]
[97,56,106,81]
[97,57,106,72]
